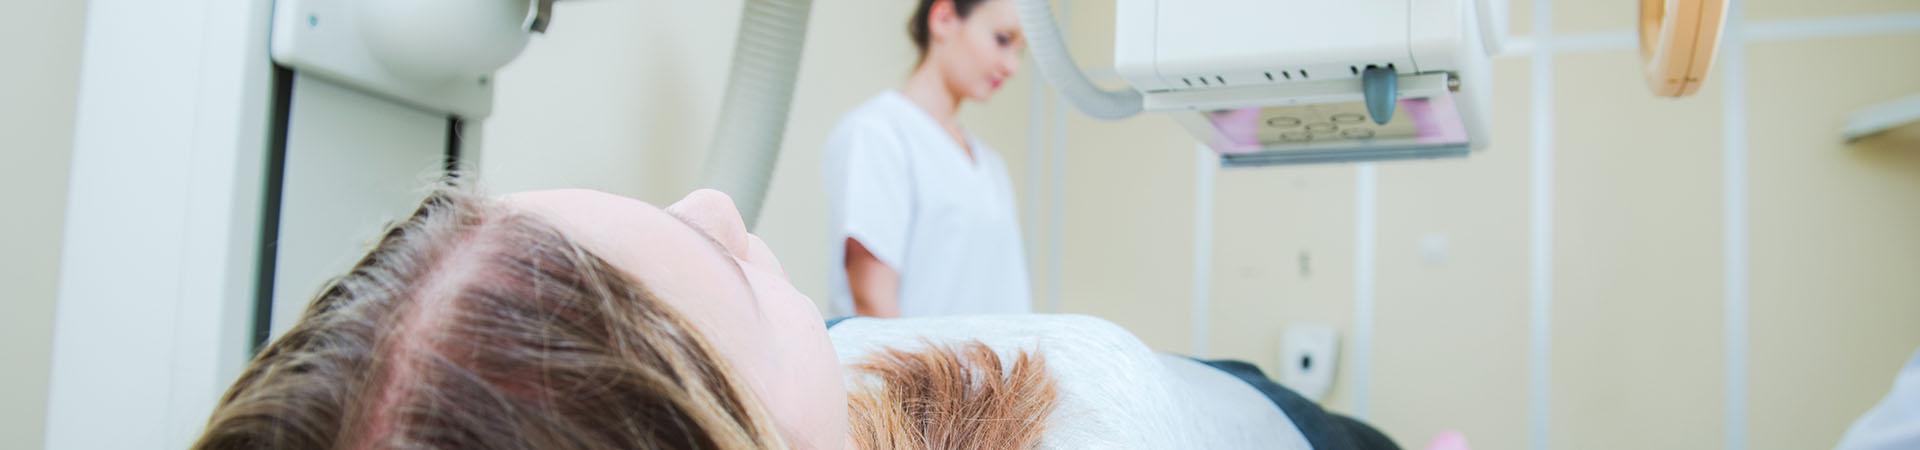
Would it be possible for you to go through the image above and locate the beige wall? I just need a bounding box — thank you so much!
[1368,56,1534,450]
[484,1,742,202]
[0,1,88,449]
[1549,48,1728,449]
[1748,33,1920,450]
[1047,1,1920,449]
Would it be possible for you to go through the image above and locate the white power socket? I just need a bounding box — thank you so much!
[1278,322,1340,402]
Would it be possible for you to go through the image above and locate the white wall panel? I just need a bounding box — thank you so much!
[268,76,451,338]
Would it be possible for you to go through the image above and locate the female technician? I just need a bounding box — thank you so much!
[823,0,1030,318]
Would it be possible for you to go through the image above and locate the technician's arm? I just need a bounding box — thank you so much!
[844,238,901,318]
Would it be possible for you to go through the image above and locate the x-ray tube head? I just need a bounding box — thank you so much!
[1021,0,1497,167]
[1156,73,1480,167]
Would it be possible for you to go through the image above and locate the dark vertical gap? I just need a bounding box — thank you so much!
[250,66,297,355]
[444,116,464,177]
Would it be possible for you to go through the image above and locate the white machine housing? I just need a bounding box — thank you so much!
[1112,0,1493,166]
[271,0,545,118]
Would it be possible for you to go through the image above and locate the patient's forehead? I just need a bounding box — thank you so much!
[498,190,682,255]
[498,190,687,286]
[497,188,762,349]
[500,189,647,227]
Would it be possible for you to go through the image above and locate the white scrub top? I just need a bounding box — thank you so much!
[823,91,1032,317]
[1838,347,1920,450]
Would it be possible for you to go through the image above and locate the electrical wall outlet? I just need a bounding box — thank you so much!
[1279,322,1339,402]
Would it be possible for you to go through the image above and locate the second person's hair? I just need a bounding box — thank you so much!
[908,0,995,62]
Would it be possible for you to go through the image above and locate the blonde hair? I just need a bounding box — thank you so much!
[847,341,1059,450]
[194,188,781,449]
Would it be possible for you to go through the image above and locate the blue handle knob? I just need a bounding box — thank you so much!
[1362,66,1398,125]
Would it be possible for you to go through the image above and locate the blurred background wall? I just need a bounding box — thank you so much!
[0,1,89,449]
[1035,2,1920,449]
[6,0,1917,448]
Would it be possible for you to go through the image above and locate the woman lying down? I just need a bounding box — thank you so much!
[193,186,1400,450]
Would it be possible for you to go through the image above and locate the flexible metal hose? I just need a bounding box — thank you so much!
[1015,0,1143,120]
[699,0,813,229]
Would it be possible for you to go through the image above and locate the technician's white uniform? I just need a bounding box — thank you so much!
[824,91,1031,317]
[1838,347,1920,450]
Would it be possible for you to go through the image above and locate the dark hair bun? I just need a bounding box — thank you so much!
[909,0,994,59]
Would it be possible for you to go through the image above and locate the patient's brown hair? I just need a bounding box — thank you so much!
[848,342,1058,450]
[194,189,779,450]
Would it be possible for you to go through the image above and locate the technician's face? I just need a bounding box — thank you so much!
[502,189,848,450]
[932,0,1025,101]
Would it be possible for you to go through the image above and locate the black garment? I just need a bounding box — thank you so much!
[1194,359,1401,450]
